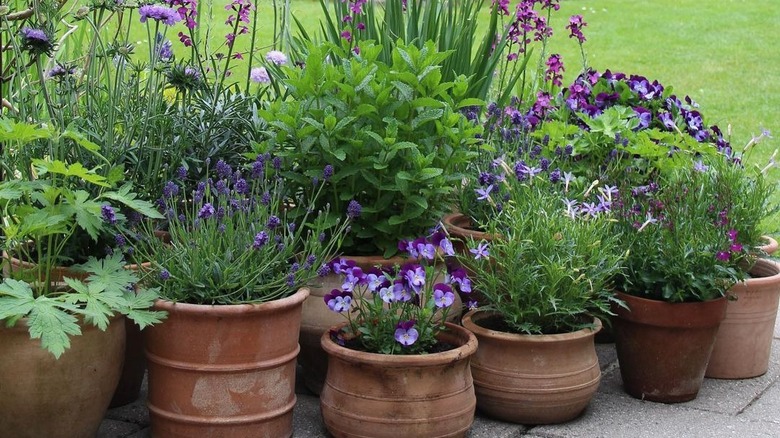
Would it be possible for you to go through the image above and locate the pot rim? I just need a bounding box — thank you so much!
[739,258,780,285]
[153,287,310,314]
[321,321,477,367]
[462,309,601,342]
[613,290,727,327]
[442,212,493,241]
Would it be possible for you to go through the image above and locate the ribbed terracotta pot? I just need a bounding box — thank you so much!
[0,316,125,438]
[3,254,149,408]
[612,291,727,403]
[462,310,601,424]
[759,236,778,255]
[299,254,461,395]
[145,288,308,438]
[706,259,780,379]
[320,322,477,438]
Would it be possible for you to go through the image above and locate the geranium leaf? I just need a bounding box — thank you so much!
[26,299,82,359]
[101,184,164,219]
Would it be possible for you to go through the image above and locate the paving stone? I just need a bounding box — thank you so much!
[293,393,329,437]
[741,379,780,424]
[530,390,780,438]
[125,427,151,438]
[96,419,141,438]
[596,342,618,371]
[104,375,150,428]
[469,413,528,437]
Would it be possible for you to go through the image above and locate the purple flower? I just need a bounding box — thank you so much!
[324,289,353,313]
[317,263,331,277]
[20,27,53,55]
[393,281,413,302]
[365,270,388,292]
[139,5,182,25]
[730,243,744,253]
[323,165,334,181]
[266,215,281,229]
[250,67,271,83]
[727,229,738,242]
[341,267,366,292]
[265,50,288,65]
[159,269,171,280]
[467,300,479,310]
[394,320,419,346]
[47,64,76,78]
[545,54,564,87]
[716,251,730,262]
[253,231,269,249]
[347,200,362,219]
[433,284,455,308]
[418,242,436,260]
[379,285,396,303]
[234,178,249,194]
[475,185,494,201]
[566,15,587,43]
[449,268,472,293]
[177,166,188,179]
[198,203,215,219]
[438,237,455,257]
[163,181,179,198]
[101,205,117,225]
[115,234,127,247]
[470,242,490,260]
[403,264,426,293]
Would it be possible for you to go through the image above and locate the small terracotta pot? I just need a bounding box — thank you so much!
[0,316,125,438]
[320,322,477,438]
[145,288,308,438]
[759,236,778,255]
[462,310,601,424]
[442,213,493,251]
[706,259,780,379]
[612,291,727,403]
[299,253,461,395]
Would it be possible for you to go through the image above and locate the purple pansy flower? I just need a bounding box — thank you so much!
[394,320,419,346]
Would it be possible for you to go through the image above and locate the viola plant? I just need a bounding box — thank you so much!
[613,154,757,302]
[324,233,471,355]
[132,155,349,305]
[456,158,624,334]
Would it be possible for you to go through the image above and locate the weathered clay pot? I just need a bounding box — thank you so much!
[320,322,477,437]
[299,254,461,395]
[0,316,125,438]
[612,291,727,403]
[145,288,308,438]
[442,213,493,251]
[759,236,778,255]
[462,310,601,424]
[3,255,150,407]
[706,259,780,379]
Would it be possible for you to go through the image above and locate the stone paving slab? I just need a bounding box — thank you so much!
[740,379,780,425]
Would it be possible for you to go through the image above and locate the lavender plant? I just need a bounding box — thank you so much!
[323,232,471,355]
[455,157,623,334]
[132,155,349,305]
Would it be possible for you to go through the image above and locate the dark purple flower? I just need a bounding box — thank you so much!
[634,107,652,130]
[115,234,127,247]
[347,200,362,219]
[198,203,215,219]
[566,14,587,43]
[234,178,249,194]
[323,165,334,181]
[545,54,565,87]
[266,215,281,229]
[324,289,353,312]
[253,231,269,249]
[716,251,730,262]
[317,263,332,277]
[449,268,472,293]
[159,269,171,280]
[163,181,179,198]
[215,160,232,179]
[20,27,53,55]
[101,205,117,225]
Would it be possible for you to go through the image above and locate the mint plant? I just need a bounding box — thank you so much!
[258,40,481,257]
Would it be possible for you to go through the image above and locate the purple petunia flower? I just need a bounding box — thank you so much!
[139,5,182,25]
[394,320,419,346]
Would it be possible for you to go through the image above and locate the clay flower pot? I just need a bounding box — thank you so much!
[299,253,461,395]
[320,322,477,437]
[612,291,727,403]
[462,310,601,424]
[0,316,125,438]
[145,288,309,438]
[759,235,778,255]
[706,258,780,379]
[442,213,493,252]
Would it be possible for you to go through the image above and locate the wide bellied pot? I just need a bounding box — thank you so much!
[320,322,477,438]
[462,310,601,424]
[144,288,308,438]
[612,291,727,403]
[299,253,461,395]
[706,258,780,379]
[0,315,125,438]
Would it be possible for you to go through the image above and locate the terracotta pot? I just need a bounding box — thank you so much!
[320,322,477,438]
[612,291,727,403]
[0,316,125,438]
[706,259,780,379]
[442,213,493,251]
[462,310,601,424]
[299,254,461,395]
[759,235,778,255]
[3,255,150,407]
[145,288,308,438]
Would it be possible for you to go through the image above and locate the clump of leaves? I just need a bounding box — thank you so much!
[0,253,166,358]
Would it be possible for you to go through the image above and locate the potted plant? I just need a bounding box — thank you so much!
[131,155,348,438]
[454,156,623,424]
[703,139,780,379]
[257,40,480,392]
[319,233,477,437]
[0,131,165,437]
[612,154,749,402]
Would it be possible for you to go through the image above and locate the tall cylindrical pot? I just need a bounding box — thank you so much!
[145,288,308,438]
[0,316,125,438]
[320,322,477,437]
[299,254,461,395]
[612,291,727,403]
[706,259,780,378]
[462,310,601,424]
